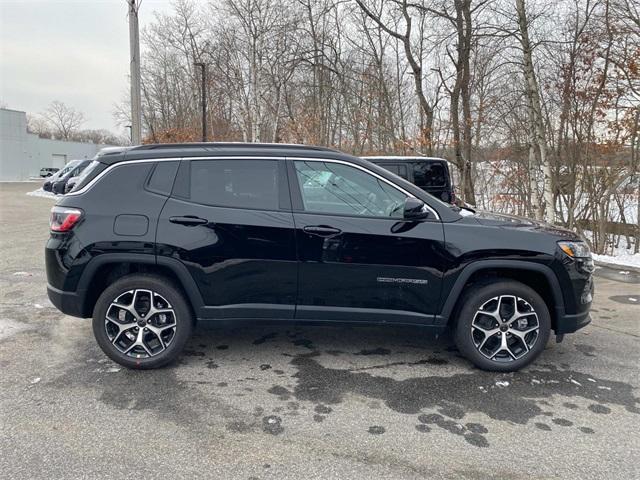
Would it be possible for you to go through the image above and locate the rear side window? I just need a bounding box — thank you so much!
[378,163,408,180]
[413,162,447,188]
[69,160,106,192]
[146,161,179,195]
[178,159,279,210]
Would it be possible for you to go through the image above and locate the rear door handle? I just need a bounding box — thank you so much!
[302,225,342,237]
[169,215,209,226]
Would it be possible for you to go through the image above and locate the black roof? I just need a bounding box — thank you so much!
[95,142,355,165]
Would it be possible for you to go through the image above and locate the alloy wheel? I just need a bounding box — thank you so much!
[471,295,540,362]
[104,289,177,358]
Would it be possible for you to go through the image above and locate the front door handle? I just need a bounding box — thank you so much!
[169,215,209,226]
[302,225,342,237]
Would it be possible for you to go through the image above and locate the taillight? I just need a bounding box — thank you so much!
[50,206,83,232]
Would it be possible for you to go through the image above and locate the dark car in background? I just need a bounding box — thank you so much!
[43,160,81,192]
[51,160,91,195]
[39,167,59,178]
[364,156,456,204]
[46,143,593,372]
[64,177,78,194]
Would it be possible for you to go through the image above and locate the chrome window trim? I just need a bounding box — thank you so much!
[65,156,284,196]
[65,154,441,220]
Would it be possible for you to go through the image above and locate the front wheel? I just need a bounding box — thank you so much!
[92,274,193,369]
[454,280,551,372]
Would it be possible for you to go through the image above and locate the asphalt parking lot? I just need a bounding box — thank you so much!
[1,182,638,480]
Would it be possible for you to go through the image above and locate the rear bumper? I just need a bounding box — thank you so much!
[47,284,87,318]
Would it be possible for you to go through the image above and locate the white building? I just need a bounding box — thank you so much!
[0,108,115,181]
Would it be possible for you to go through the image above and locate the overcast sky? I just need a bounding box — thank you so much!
[0,0,173,134]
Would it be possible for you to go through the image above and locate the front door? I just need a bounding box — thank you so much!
[288,159,446,325]
[157,158,297,319]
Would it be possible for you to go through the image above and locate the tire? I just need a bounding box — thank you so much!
[454,280,551,372]
[92,274,193,369]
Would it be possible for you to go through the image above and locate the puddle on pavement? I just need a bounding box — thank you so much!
[608,295,640,305]
[41,325,640,449]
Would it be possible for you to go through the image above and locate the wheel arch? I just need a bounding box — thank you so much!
[77,254,204,318]
[437,260,564,330]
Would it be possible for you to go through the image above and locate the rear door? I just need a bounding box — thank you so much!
[288,158,446,325]
[157,157,297,320]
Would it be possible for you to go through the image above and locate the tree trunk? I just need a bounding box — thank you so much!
[459,0,475,205]
[516,0,554,222]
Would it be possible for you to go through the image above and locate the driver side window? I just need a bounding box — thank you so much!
[294,160,407,218]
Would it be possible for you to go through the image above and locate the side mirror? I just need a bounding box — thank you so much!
[403,197,430,220]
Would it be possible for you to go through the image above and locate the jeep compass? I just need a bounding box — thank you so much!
[46,143,594,371]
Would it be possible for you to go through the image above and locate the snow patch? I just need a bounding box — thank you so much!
[495,380,510,388]
[0,318,32,340]
[26,188,59,199]
[592,251,640,269]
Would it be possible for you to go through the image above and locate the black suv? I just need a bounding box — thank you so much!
[46,143,594,371]
[364,156,456,204]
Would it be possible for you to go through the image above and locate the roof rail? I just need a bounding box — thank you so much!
[129,142,337,152]
[96,146,133,157]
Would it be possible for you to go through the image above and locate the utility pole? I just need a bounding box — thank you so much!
[128,0,142,145]
[194,62,207,142]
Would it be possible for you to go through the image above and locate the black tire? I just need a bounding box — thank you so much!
[454,280,551,372]
[92,274,193,369]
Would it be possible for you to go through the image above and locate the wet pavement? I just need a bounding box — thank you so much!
[1,182,638,479]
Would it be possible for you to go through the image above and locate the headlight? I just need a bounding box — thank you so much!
[558,240,591,258]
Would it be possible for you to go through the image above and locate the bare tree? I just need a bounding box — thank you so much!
[43,100,86,140]
[515,0,554,222]
[424,0,479,204]
[26,114,53,139]
[356,0,437,154]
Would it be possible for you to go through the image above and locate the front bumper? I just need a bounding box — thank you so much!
[554,268,594,334]
[554,309,591,334]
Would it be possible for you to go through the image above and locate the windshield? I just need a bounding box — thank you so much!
[59,160,80,175]
[48,161,79,180]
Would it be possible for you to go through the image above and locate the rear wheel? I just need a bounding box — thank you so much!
[92,274,193,369]
[454,280,550,372]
